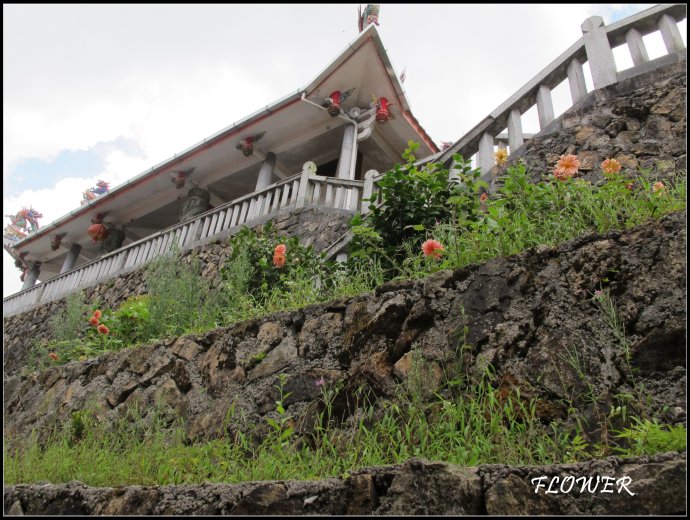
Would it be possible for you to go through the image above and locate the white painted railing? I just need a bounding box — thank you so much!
[440,3,686,180]
[3,162,371,317]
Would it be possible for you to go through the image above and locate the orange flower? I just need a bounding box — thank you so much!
[97,324,109,335]
[93,310,102,320]
[652,181,666,193]
[48,352,59,361]
[422,239,444,259]
[601,158,621,176]
[480,193,488,202]
[273,244,287,268]
[554,154,580,181]
[494,148,508,166]
[89,316,100,326]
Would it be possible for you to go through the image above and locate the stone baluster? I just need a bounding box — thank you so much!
[567,58,587,103]
[536,85,555,130]
[477,132,495,182]
[507,109,523,152]
[625,27,649,66]
[581,16,618,89]
[361,170,376,215]
[657,13,685,53]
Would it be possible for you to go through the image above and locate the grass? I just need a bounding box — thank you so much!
[8,158,687,487]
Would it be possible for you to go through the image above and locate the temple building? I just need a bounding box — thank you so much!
[3,14,438,316]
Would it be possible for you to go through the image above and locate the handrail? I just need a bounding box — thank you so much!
[436,3,686,179]
[3,163,368,317]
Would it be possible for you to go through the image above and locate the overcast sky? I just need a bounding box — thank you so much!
[3,4,685,297]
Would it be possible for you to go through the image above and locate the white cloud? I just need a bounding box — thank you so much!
[3,4,685,298]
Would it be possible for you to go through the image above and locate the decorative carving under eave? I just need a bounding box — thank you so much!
[171,168,195,189]
[236,132,266,157]
[87,213,109,243]
[179,187,211,223]
[323,88,355,117]
[51,233,67,251]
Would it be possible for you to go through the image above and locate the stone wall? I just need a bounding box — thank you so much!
[497,58,686,185]
[4,211,686,446]
[2,206,352,375]
[4,453,686,515]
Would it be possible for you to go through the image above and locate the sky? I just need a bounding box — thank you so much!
[3,4,686,297]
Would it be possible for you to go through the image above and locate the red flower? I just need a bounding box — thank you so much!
[480,193,488,202]
[89,316,100,326]
[93,310,102,320]
[48,352,59,361]
[422,239,444,259]
[273,243,287,268]
[97,324,109,335]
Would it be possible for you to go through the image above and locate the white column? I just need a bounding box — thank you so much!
[22,261,41,290]
[255,152,276,191]
[336,125,357,180]
[60,243,82,274]
[625,27,649,66]
[536,85,555,130]
[658,14,685,54]
[567,58,587,104]
[581,15,617,89]
[507,109,523,152]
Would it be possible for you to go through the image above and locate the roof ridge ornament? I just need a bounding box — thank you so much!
[358,4,380,33]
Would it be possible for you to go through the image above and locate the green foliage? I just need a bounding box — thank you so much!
[613,418,686,456]
[111,294,151,345]
[144,250,225,338]
[49,291,91,343]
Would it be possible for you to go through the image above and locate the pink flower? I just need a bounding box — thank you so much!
[48,352,59,361]
[315,377,326,387]
[554,154,580,181]
[273,244,287,268]
[601,158,621,176]
[422,239,444,259]
[97,324,109,335]
[652,181,666,193]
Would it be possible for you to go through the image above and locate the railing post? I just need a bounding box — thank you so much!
[295,162,316,208]
[477,132,495,182]
[507,109,523,152]
[625,27,649,66]
[567,58,587,104]
[581,15,618,89]
[658,13,685,54]
[361,170,376,214]
[536,85,555,129]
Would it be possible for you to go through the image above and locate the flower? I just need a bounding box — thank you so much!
[315,377,326,387]
[93,310,102,320]
[601,158,621,176]
[422,239,444,259]
[652,181,666,193]
[625,182,634,191]
[273,243,287,268]
[554,154,580,181]
[495,148,508,166]
[48,352,59,361]
[480,192,488,202]
[89,316,100,326]
[97,324,109,335]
